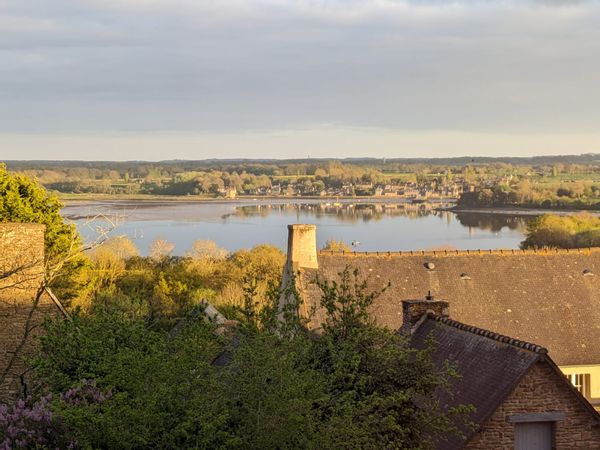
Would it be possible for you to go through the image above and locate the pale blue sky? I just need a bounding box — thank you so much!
[1,0,600,160]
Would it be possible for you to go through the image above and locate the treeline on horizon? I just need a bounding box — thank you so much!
[7,152,600,167]
[6,153,600,197]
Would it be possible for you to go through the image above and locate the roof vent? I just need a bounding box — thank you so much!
[460,272,471,280]
[424,262,435,270]
[425,290,434,301]
[583,269,594,277]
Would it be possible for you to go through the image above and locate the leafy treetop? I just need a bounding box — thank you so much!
[0,163,78,266]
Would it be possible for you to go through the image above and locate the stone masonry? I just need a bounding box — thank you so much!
[0,223,65,402]
[466,361,600,449]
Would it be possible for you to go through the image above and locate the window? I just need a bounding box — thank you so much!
[567,373,591,398]
[509,412,564,450]
[515,422,553,450]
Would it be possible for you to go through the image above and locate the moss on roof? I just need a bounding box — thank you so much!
[295,249,600,366]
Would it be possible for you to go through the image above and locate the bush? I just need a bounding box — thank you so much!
[321,239,352,252]
[521,214,600,249]
[33,312,233,448]
[0,395,73,449]
[13,268,470,449]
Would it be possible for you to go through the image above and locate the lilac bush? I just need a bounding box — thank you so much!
[60,380,112,407]
[0,380,111,449]
[0,394,67,449]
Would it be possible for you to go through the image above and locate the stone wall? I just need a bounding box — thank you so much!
[0,223,46,297]
[0,223,63,402]
[466,360,600,449]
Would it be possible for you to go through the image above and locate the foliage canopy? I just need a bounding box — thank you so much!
[15,267,470,449]
[0,163,78,266]
[521,214,600,249]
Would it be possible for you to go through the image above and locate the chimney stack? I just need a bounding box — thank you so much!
[286,224,318,270]
[400,293,449,334]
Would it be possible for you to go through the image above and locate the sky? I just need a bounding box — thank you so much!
[1,0,600,160]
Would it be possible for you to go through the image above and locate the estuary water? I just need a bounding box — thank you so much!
[61,199,531,256]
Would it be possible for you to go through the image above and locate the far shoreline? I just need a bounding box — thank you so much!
[447,206,600,217]
[60,194,455,207]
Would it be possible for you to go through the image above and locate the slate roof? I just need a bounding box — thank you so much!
[295,249,600,366]
[409,313,599,449]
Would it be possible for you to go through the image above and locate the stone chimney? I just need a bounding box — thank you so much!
[400,292,449,334]
[286,224,318,270]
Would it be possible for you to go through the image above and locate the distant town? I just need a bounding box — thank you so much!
[8,156,600,212]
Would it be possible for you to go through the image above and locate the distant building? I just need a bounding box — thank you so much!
[399,187,420,198]
[341,184,354,196]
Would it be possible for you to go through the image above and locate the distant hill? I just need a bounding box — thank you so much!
[5,153,600,170]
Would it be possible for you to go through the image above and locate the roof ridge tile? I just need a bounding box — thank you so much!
[427,313,548,354]
[318,247,599,257]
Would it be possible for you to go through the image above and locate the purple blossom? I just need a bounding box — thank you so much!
[0,380,111,449]
[60,380,112,407]
[0,395,57,449]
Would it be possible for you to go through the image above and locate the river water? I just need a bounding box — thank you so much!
[61,199,531,256]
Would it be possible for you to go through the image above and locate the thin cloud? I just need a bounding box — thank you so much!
[0,0,599,158]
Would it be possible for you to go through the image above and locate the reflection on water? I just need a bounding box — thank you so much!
[453,212,529,233]
[229,202,446,223]
[64,200,532,256]
[227,202,531,232]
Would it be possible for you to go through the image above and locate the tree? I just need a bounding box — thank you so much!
[77,237,140,309]
[15,266,470,448]
[222,333,324,448]
[310,267,471,448]
[521,214,600,249]
[33,312,235,449]
[321,239,352,252]
[149,238,175,260]
[314,168,327,179]
[188,239,228,260]
[0,163,79,267]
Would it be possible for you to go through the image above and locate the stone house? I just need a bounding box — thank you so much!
[282,224,600,409]
[405,296,600,449]
[0,223,67,402]
[399,187,420,198]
